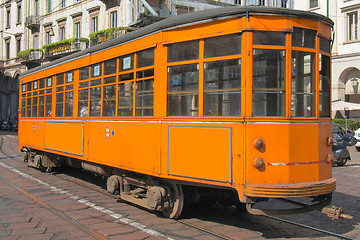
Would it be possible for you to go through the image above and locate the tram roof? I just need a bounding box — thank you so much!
[21,6,333,78]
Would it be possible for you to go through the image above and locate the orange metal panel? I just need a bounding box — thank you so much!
[168,126,232,183]
[45,122,84,156]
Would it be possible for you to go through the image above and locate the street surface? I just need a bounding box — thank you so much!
[0,131,359,240]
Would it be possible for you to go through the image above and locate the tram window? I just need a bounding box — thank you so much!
[79,81,89,88]
[90,87,101,117]
[252,49,286,117]
[137,48,154,68]
[56,93,64,117]
[91,79,101,86]
[319,54,331,117]
[103,85,116,117]
[39,96,45,117]
[91,63,102,78]
[66,71,74,83]
[78,89,89,117]
[26,98,31,117]
[167,40,199,63]
[136,79,154,116]
[167,64,199,116]
[57,73,64,85]
[320,37,331,53]
[291,51,315,117]
[22,84,26,93]
[104,58,117,75]
[46,95,52,117]
[119,73,134,81]
[119,54,133,72]
[292,28,316,49]
[204,59,241,116]
[39,79,45,89]
[104,76,116,84]
[137,69,154,78]
[57,86,64,92]
[79,67,89,80]
[65,85,74,91]
[204,34,241,58]
[65,92,73,117]
[47,77,52,87]
[21,99,25,117]
[253,32,286,46]
[32,97,38,117]
[118,82,133,116]
[33,81,38,90]
[46,89,52,94]
[27,82,31,91]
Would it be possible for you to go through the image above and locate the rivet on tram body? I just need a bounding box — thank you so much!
[253,157,265,171]
[327,137,334,146]
[253,138,265,152]
[326,154,335,164]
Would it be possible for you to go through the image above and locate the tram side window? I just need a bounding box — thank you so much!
[252,49,286,117]
[292,28,316,49]
[253,32,286,46]
[79,89,89,117]
[104,58,117,75]
[136,79,154,116]
[46,77,52,117]
[90,87,101,117]
[56,72,74,117]
[103,84,116,117]
[79,66,89,80]
[167,64,199,116]
[118,82,133,116]
[39,96,44,117]
[137,48,154,68]
[21,99,26,117]
[167,40,199,62]
[119,54,133,72]
[319,54,331,117]
[204,34,241,58]
[291,51,315,117]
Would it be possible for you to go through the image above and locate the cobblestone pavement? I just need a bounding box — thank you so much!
[0,131,359,240]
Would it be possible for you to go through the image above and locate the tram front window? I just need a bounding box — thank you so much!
[252,49,286,117]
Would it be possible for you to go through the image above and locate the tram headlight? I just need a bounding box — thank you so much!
[327,137,334,146]
[326,154,335,164]
[253,138,265,152]
[253,157,265,171]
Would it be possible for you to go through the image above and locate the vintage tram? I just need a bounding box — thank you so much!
[19,6,337,219]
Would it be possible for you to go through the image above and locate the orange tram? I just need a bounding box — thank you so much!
[19,6,338,219]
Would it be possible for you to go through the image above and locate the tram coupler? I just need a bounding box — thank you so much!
[321,206,353,222]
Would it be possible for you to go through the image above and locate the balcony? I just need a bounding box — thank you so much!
[43,38,89,60]
[25,15,40,29]
[18,49,43,69]
[89,27,135,47]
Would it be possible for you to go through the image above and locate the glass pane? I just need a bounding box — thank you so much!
[66,71,74,83]
[167,64,199,116]
[27,98,31,117]
[65,84,73,91]
[27,82,31,91]
[103,85,116,117]
[47,77,52,87]
[104,76,116,84]
[292,28,316,49]
[136,69,154,79]
[79,81,89,88]
[291,51,316,117]
[46,95,52,117]
[90,79,101,86]
[90,87,101,117]
[78,89,89,117]
[167,40,199,63]
[320,37,331,53]
[137,48,154,68]
[79,66,89,80]
[136,79,154,116]
[253,32,286,46]
[56,93,63,117]
[119,54,133,72]
[39,79,45,89]
[57,73,64,85]
[64,91,73,117]
[32,97,38,117]
[118,82,133,116]
[22,84,26,92]
[119,73,134,82]
[319,54,331,117]
[91,63,102,78]
[39,96,44,117]
[252,49,286,117]
[104,58,117,75]
[21,99,26,117]
[204,59,241,116]
[204,34,241,58]
[33,81,38,90]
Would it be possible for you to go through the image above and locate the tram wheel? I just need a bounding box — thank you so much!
[161,184,184,219]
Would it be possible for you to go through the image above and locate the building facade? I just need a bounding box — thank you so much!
[0,0,294,123]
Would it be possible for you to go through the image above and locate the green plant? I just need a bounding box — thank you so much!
[42,37,89,52]
[332,118,358,130]
[17,48,42,58]
[88,27,136,40]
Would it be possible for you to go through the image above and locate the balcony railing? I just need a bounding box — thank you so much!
[18,49,43,69]
[25,15,40,29]
[89,27,135,47]
[43,38,89,59]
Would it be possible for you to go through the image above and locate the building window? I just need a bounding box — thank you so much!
[258,0,265,6]
[46,31,51,45]
[91,17,98,32]
[47,0,51,14]
[60,27,65,41]
[281,0,288,8]
[74,22,81,38]
[309,0,318,9]
[16,38,21,55]
[110,11,117,28]
[6,9,10,28]
[17,5,21,24]
[35,0,39,17]
[5,40,10,59]
[61,0,65,8]
[348,11,359,41]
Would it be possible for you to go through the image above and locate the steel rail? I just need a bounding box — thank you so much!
[0,135,355,240]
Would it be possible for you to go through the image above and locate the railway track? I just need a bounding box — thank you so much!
[0,135,355,240]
